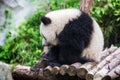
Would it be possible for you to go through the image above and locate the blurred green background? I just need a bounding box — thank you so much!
[0,0,120,66]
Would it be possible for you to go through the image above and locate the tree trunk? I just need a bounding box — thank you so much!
[79,0,93,14]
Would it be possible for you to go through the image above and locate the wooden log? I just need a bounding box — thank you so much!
[59,65,69,75]
[77,62,96,79]
[94,53,120,80]
[12,65,55,80]
[67,63,82,76]
[106,65,120,79]
[99,48,120,69]
[86,48,120,80]
[11,46,120,80]
[101,45,118,60]
[86,73,94,80]
[81,62,96,70]
[43,66,53,77]
[52,66,60,75]
[88,48,120,75]
[77,68,88,79]
[108,45,118,53]
[101,48,109,60]
[102,76,112,80]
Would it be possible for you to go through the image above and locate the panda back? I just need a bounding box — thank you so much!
[81,19,104,62]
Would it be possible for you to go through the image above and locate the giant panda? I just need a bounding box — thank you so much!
[40,8,104,67]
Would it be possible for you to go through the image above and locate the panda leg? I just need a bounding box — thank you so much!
[78,56,94,64]
[43,45,61,67]
[58,45,94,64]
[59,53,93,64]
[30,52,61,72]
[43,53,61,67]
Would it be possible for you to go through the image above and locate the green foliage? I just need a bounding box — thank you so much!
[0,11,45,66]
[92,0,120,47]
[49,0,79,10]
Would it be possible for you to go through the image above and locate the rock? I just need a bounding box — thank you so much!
[0,62,13,80]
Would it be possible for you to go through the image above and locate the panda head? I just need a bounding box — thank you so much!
[40,9,82,46]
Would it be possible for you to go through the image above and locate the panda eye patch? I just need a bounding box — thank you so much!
[41,16,51,25]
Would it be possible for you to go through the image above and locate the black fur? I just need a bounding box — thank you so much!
[43,45,61,67]
[44,11,93,66]
[41,16,51,25]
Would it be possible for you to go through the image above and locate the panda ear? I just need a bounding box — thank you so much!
[41,16,51,25]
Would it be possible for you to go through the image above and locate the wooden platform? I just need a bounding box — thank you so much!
[12,45,120,80]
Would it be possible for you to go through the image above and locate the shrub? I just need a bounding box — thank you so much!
[0,11,45,66]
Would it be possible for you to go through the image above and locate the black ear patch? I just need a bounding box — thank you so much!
[41,16,51,25]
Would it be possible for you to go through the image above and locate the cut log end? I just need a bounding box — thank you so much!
[86,73,94,80]
[77,68,88,79]
[67,66,76,76]
[67,62,82,76]
[52,66,60,75]
[60,65,69,75]
[43,66,53,77]
[102,76,112,80]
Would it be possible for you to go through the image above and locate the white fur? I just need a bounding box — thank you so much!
[81,19,104,62]
[40,8,104,62]
[40,8,82,45]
